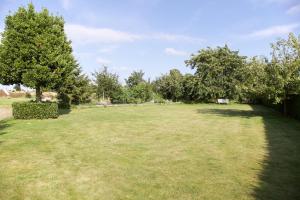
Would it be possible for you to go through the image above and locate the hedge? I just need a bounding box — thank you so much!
[12,102,58,119]
[262,95,300,120]
[287,95,300,120]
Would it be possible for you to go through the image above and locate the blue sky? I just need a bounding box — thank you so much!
[0,0,300,84]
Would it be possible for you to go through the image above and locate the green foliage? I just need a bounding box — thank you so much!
[126,70,145,88]
[93,66,121,100]
[153,93,166,103]
[12,101,58,119]
[92,68,152,104]
[70,74,92,105]
[57,93,71,109]
[111,83,153,104]
[110,87,130,104]
[0,3,77,102]
[55,66,92,108]
[265,33,300,114]
[130,82,153,103]
[185,45,247,101]
[238,56,268,103]
[154,69,183,101]
[182,74,201,102]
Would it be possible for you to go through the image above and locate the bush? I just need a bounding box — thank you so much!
[153,93,166,104]
[57,93,71,109]
[25,92,32,98]
[12,102,58,119]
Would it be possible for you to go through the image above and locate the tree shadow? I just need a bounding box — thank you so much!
[197,106,270,118]
[252,106,300,200]
[198,105,300,200]
[58,108,71,116]
[0,120,11,146]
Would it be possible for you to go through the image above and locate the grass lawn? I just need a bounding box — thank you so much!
[0,97,31,107]
[0,104,299,200]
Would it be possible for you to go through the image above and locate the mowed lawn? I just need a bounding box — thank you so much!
[0,104,299,200]
[0,97,30,107]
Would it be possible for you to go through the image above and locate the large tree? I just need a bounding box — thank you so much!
[266,33,300,115]
[0,4,77,102]
[185,45,247,101]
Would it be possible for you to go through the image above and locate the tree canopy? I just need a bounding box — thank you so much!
[185,45,247,101]
[93,66,121,100]
[154,69,183,101]
[265,33,300,114]
[126,70,145,88]
[0,3,77,101]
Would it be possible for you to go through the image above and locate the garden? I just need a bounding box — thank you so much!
[0,3,300,200]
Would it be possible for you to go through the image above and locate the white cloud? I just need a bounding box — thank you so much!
[245,23,299,38]
[65,24,205,45]
[287,4,300,15]
[164,48,188,56]
[65,24,142,45]
[96,57,111,65]
[152,33,204,44]
[98,46,119,53]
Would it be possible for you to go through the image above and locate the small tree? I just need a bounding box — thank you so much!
[130,82,153,103]
[126,70,145,88]
[154,69,183,101]
[93,66,121,101]
[70,74,92,105]
[266,33,300,115]
[0,4,77,102]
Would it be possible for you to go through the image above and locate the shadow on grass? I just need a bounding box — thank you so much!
[0,120,10,138]
[58,108,71,116]
[198,105,300,200]
[197,107,268,118]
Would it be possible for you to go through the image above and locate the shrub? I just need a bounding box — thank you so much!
[153,93,166,104]
[57,93,71,109]
[25,92,32,98]
[12,102,58,119]
[130,83,153,103]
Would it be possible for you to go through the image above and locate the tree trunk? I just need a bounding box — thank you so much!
[36,85,42,102]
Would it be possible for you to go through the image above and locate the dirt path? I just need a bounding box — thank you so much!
[0,107,12,120]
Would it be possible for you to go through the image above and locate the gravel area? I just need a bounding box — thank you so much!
[0,107,12,120]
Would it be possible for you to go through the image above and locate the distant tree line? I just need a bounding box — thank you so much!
[0,4,299,116]
[153,34,300,116]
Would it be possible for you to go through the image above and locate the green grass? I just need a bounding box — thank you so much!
[0,104,299,200]
[0,97,31,107]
